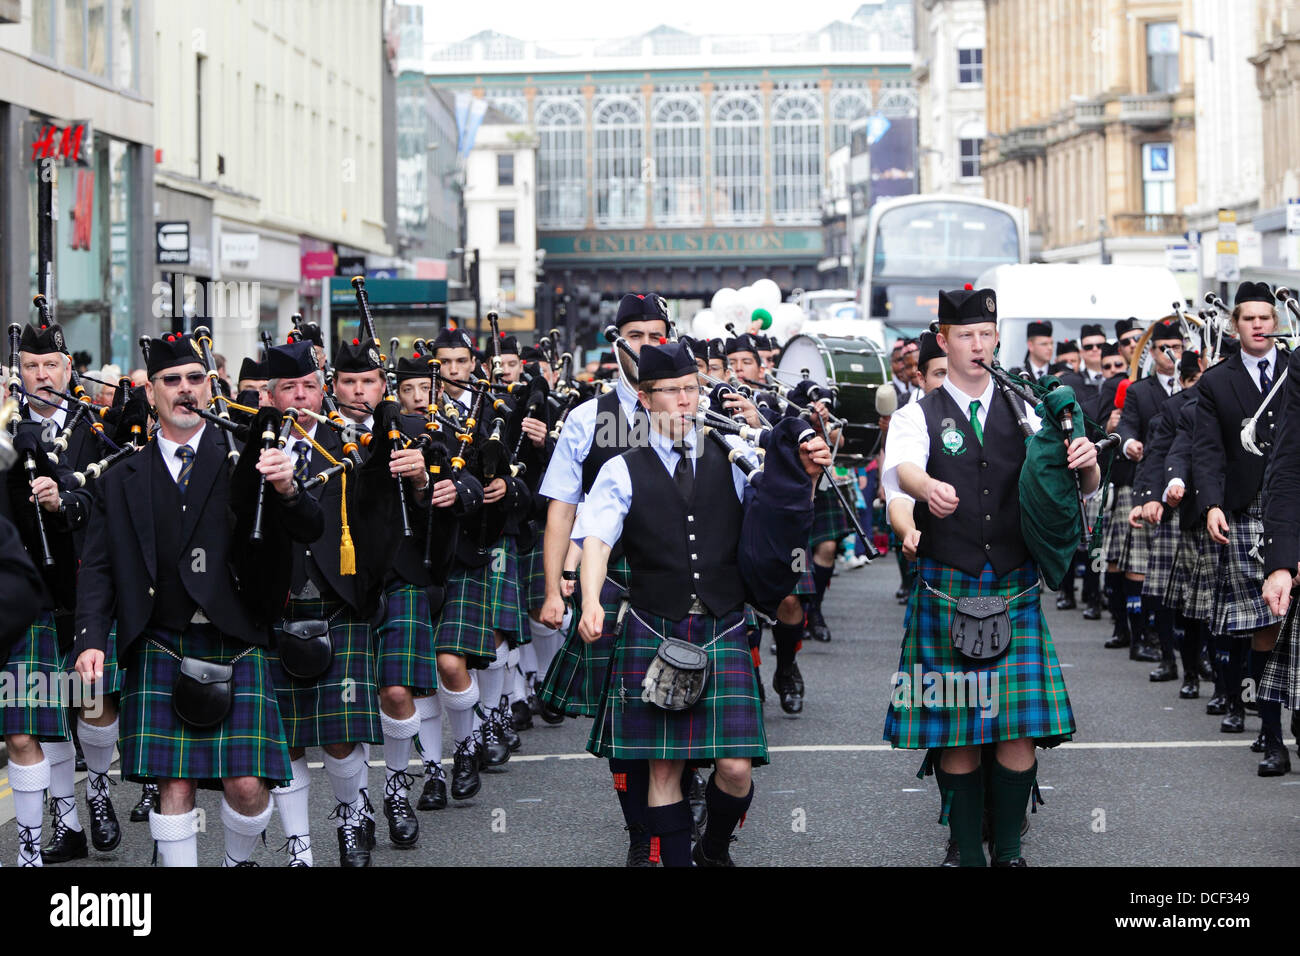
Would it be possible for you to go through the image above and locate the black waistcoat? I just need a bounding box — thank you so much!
[148,447,199,629]
[620,437,744,619]
[913,385,1029,577]
[582,389,636,495]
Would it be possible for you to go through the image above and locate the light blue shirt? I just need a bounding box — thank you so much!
[572,424,749,549]
[538,377,642,505]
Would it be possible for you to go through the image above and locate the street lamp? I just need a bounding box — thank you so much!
[1181,29,1214,63]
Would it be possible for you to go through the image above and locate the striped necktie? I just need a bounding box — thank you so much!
[175,444,195,494]
[293,440,310,485]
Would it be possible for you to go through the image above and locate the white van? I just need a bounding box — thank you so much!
[974,263,1186,368]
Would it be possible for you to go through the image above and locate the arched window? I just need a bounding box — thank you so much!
[593,95,646,228]
[771,89,823,224]
[535,97,585,228]
[488,93,527,124]
[712,90,763,224]
[651,93,703,226]
[830,87,871,152]
[877,88,918,117]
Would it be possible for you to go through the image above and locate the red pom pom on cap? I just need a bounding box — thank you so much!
[964,283,974,291]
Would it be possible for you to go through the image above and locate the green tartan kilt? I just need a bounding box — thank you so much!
[1184,525,1222,623]
[519,537,548,610]
[268,597,381,749]
[119,625,291,787]
[102,624,124,696]
[810,484,854,545]
[0,611,71,741]
[587,606,768,765]
[791,563,815,596]
[433,537,530,669]
[374,583,438,695]
[884,558,1075,750]
[538,556,630,718]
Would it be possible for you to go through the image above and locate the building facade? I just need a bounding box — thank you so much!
[983,0,1196,268]
[413,2,917,308]
[1251,0,1300,281]
[0,0,154,369]
[153,0,392,363]
[914,0,986,195]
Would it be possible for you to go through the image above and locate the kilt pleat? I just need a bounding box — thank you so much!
[587,607,768,765]
[103,624,124,696]
[519,538,548,610]
[1141,509,1181,602]
[1211,494,1280,635]
[1101,485,1133,565]
[375,583,438,694]
[1119,515,1152,576]
[537,557,630,718]
[1166,525,1200,613]
[1260,598,1300,709]
[0,612,71,741]
[1184,525,1222,622]
[268,598,381,749]
[119,625,291,787]
[811,484,854,545]
[433,537,531,668]
[883,558,1075,750]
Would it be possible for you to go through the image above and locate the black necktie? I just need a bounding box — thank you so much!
[673,446,694,502]
[1259,359,1271,392]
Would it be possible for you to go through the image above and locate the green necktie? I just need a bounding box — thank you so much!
[968,400,983,445]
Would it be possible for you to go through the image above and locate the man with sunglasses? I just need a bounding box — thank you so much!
[73,334,323,867]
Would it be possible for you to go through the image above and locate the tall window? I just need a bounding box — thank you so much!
[651,94,703,226]
[498,208,516,244]
[1146,22,1180,93]
[957,47,984,85]
[771,89,823,224]
[499,269,516,299]
[1142,142,1175,213]
[712,91,763,224]
[830,87,871,152]
[593,95,645,228]
[497,153,514,186]
[959,137,983,178]
[535,97,585,228]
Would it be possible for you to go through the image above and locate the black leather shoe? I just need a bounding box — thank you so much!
[537,695,566,725]
[895,586,907,600]
[331,804,371,867]
[1131,638,1162,663]
[86,773,121,852]
[130,782,159,823]
[773,665,803,715]
[809,609,832,642]
[1055,594,1077,611]
[476,707,511,767]
[625,823,656,867]
[1199,654,1216,682]
[790,661,805,697]
[1250,731,1267,754]
[1259,740,1292,776]
[942,838,960,867]
[41,797,88,864]
[495,707,522,753]
[1149,659,1178,682]
[510,699,534,732]
[357,788,376,850]
[688,771,708,842]
[1178,675,1199,699]
[418,761,448,810]
[692,839,736,867]
[1103,632,1130,649]
[382,771,420,847]
[992,856,1028,867]
[1205,694,1228,715]
[1082,600,1102,621]
[451,739,482,800]
[1220,707,1246,734]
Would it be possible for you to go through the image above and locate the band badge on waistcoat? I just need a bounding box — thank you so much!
[939,417,966,456]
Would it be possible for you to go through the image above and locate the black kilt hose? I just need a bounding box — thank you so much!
[586,607,768,765]
[0,612,71,742]
[432,536,531,669]
[375,582,439,695]
[119,624,291,787]
[1211,494,1281,635]
[538,556,631,718]
[268,596,381,749]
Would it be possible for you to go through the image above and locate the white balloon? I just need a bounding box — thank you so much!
[736,285,761,315]
[751,278,782,309]
[692,309,722,340]
[771,303,804,343]
[710,288,737,313]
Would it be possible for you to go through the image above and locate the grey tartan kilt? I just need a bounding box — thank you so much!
[1101,485,1133,564]
[1260,597,1300,710]
[1166,525,1201,613]
[1141,509,1181,603]
[1184,525,1223,622]
[1119,512,1152,576]
[1211,494,1281,635]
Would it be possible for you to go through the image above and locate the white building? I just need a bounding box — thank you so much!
[914,0,986,195]
[463,111,539,328]
[153,0,392,363]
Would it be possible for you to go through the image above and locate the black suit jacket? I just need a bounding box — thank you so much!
[1133,387,1192,505]
[1264,349,1300,572]
[1193,350,1283,516]
[1161,392,1201,528]
[74,426,323,658]
[1096,374,1135,486]
[1057,368,1105,429]
[0,512,46,664]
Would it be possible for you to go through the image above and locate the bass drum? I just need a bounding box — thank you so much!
[776,334,891,464]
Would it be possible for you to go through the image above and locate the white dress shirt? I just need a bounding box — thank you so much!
[154,423,208,483]
[538,377,643,506]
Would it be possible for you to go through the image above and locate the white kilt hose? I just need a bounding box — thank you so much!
[1211,494,1281,635]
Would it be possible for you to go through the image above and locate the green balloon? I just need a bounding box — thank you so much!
[751,307,773,329]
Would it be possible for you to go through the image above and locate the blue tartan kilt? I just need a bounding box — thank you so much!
[587,606,768,765]
[0,611,71,741]
[1184,525,1222,622]
[1166,526,1200,613]
[1141,509,1181,602]
[433,537,531,668]
[268,598,381,749]
[119,625,291,788]
[538,556,630,718]
[374,583,439,695]
[810,484,854,545]
[519,538,548,611]
[883,558,1075,751]
[1211,495,1279,635]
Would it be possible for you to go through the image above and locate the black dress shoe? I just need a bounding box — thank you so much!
[625,824,656,867]
[451,739,482,800]
[86,773,121,852]
[1205,694,1228,715]
[537,696,566,725]
[688,771,708,841]
[332,806,371,867]
[41,797,88,864]
[476,707,511,767]
[773,665,803,715]
[692,840,736,867]
[130,782,159,823]
[510,699,534,732]
[1055,594,1077,611]
[1149,659,1178,682]
[1131,639,1162,663]
[1178,675,1199,699]
[1259,740,1292,776]
[1082,600,1102,621]
[417,762,448,810]
[942,838,960,867]
[1103,632,1130,649]
[790,661,805,697]
[1250,731,1267,754]
[809,609,832,642]
[358,788,376,850]
[495,708,522,753]
[1220,707,1246,734]
[382,772,420,847]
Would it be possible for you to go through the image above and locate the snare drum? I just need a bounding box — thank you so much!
[776,334,890,463]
